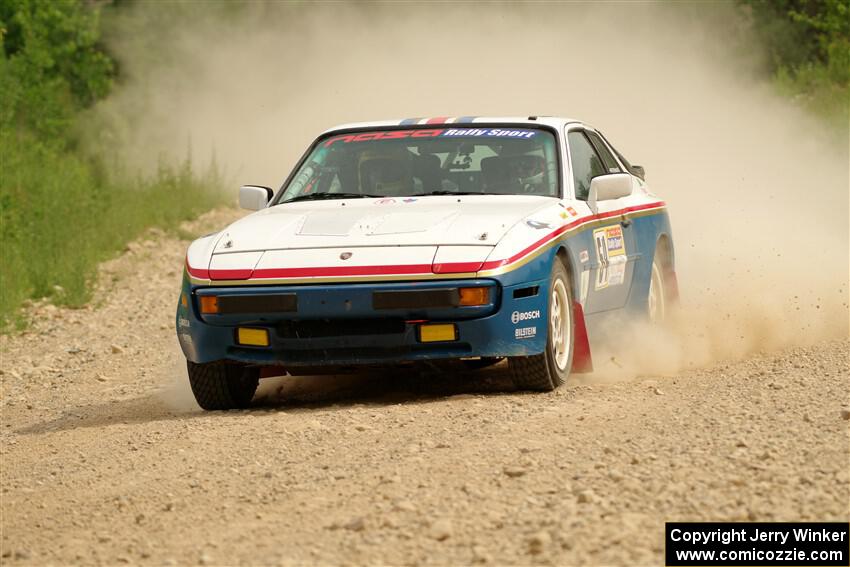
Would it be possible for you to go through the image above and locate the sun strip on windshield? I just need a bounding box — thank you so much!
[322,127,540,148]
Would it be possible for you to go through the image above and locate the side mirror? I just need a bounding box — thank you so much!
[239,185,273,210]
[589,173,632,201]
[588,173,633,214]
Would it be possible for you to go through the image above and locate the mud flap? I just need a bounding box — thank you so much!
[570,301,593,373]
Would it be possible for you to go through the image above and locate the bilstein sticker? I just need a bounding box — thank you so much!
[515,327,537,339]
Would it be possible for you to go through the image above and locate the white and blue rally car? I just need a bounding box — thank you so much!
[177,116,677,410]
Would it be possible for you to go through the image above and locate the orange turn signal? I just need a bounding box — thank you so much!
[459,287,490,306]
[199,295,219,314]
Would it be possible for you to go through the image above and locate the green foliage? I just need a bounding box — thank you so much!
[740,0,850,124]
[0,130,225,328]
[0,0,113,141]
[0,0,226,330]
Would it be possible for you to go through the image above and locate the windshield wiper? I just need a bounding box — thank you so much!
[281,192,381,204]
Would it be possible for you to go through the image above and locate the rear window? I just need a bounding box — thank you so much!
[275,127,559,202]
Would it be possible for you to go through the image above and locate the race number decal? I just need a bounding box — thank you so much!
[593,225,627,290]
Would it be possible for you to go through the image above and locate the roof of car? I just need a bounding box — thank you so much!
[322,116,583,135]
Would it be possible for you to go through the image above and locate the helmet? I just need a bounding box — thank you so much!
[358,148,413,196]
[512,155,545,188]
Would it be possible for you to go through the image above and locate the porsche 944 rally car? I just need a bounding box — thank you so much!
[177,116,677,410]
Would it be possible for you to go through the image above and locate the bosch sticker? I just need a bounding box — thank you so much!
[511,310,541,324]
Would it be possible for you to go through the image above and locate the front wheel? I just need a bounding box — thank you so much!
[187,361,259,410]
[508,258,574,391]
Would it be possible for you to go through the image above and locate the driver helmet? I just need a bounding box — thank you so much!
[358,148,413,196]
[513,155,544,187]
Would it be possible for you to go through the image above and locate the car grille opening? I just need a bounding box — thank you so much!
[277,318,406,339]
[217,294,297,314]
[372,289,460,309]
[513,286,539,299]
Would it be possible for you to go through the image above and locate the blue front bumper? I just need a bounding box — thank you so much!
[176,276,549,367]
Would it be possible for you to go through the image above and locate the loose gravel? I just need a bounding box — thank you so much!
[1,208,848,566]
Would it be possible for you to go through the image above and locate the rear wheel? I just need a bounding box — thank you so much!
[509,259,574,391]
[187,361,259,410]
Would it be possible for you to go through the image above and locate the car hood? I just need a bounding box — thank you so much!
[211,195,556,254]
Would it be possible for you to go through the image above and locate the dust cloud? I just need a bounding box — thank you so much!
[98,2,848,380]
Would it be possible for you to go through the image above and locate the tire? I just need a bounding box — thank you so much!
[187,361,259,410]
[648,254,667,324]
[508,258,574,391]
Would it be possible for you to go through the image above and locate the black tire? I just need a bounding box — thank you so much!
[508,258,574,391]
[187,361,259,410]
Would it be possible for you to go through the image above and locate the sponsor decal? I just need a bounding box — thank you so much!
[559,211,568,219]
[567,206,578,217]
[179,333,193,346]
[526,219,551,230]
[511,310,541,324]
[515,326,537,339]
[441,128,536,139]
[324,129,445,147]
[323,128,537,147]
[579,250,589,263]
[178,317,191,329]
[593,225,628,290]
[375,198,396,205]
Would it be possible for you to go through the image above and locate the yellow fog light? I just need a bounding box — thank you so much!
[237,327,269,347]
[458,287,490,306]
[199,295,219,314]
[418,323,457,343]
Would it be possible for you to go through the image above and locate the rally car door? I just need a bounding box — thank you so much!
[565,128,637,313]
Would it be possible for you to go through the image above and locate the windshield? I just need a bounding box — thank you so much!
[275,126,560,203]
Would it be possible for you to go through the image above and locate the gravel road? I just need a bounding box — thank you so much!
[2,209,848,566]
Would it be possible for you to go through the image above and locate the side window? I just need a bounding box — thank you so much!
[585,131,621,173]
[567,131,605,200]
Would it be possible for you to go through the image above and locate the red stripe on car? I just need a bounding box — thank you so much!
[185,202,666,281]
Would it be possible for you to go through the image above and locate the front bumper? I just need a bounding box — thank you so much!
[176,276,549,367]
